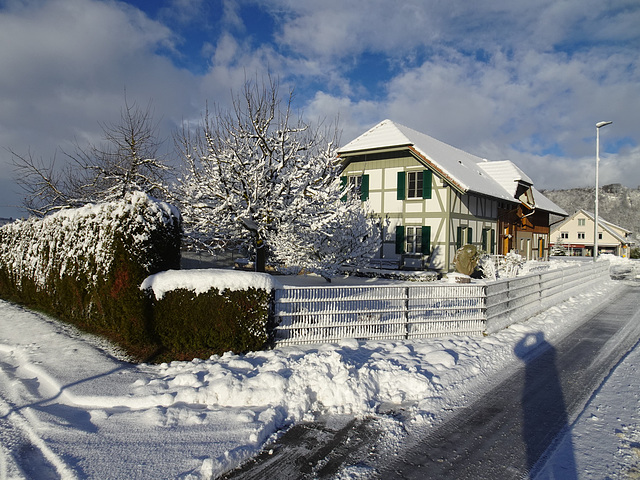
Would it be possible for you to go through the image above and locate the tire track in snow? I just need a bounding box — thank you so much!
[0,348,78,480]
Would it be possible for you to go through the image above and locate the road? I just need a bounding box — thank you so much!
[226,279,640,479]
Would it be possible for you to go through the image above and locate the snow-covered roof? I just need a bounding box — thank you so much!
[338,120,515,201]
[531,188,568,216]
[338,120,568,215]
[477,160,533,197]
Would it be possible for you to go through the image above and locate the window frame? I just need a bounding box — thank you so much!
[341,174,369,201]
[407,171,423,199]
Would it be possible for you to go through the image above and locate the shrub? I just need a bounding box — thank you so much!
[0,192,181,357]
[149,287,273,361]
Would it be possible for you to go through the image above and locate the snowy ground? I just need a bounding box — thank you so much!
[0,258,639,479]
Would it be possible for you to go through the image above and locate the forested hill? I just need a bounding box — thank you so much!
[540,184,640,242]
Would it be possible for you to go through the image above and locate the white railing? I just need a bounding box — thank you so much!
[273,284,485,345]
[484,261,610,333]
[272,261,611,346]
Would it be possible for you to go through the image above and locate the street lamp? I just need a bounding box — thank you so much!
[594,120,612,261]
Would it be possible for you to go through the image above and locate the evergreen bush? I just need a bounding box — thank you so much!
[0,192,181,357]
[149,287,272,361]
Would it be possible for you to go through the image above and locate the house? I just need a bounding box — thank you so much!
[550,209,634,257]
[337,120,567,271]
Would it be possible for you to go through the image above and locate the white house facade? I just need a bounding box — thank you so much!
[338,120,567,271]
[550,209,634,257]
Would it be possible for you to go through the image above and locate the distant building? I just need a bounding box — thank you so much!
[338,120,567,271]
[550,209,634,257]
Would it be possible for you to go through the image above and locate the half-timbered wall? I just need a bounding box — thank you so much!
[342,149,499,271]
[448,192,498,270]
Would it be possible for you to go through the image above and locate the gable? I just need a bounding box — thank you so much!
[339,120,525,203]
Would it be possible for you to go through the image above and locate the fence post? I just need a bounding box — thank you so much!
[482,284,488,334]
[404,286,410,339]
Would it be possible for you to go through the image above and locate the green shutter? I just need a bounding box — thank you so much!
[422,170,432,199]
[395,226,405,254]
[482,228,488,252]
[397,171,406,200]
[421,226,431,255]
[467,227,473,245]
[360,174,369,201]
[456,226,463,249]
[340,176,347,202]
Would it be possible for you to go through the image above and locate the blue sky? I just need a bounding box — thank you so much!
[1,0,639,218]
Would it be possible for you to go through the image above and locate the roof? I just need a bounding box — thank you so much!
[477,160,533,196]
[339,119,515,201]
[531,188,568,216]
[339,119,568,214]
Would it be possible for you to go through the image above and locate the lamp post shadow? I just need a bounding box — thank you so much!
[515,332,578,479]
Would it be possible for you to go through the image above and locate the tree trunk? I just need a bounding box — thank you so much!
[255,237,266,273]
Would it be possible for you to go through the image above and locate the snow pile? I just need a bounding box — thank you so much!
[0,192,180,288]
[0,268,632,479]
[141,268,282,300]
[135,339,463,421]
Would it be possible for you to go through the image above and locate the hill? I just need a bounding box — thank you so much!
[540,184,640,243]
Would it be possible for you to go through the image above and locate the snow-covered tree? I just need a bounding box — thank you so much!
[175,77,380,276]
[11,97,170,216]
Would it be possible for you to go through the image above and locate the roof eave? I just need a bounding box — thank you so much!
[408,146,468,195]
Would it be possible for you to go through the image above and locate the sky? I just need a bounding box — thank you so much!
[0,0,639,219]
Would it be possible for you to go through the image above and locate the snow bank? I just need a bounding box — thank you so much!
[141,268,282,299]
[0,263,631,479]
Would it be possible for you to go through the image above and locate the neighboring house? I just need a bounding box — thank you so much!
[337,120,567,271]
[550,209,634,257]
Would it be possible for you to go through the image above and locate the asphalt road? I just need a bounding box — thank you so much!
[224,278,640,480]
[378,281,640,479]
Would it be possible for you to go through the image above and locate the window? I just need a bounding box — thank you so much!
[340,174,369,201]
[560,232,569,239]
[482,228,496,254]
[396,225,431,255]
[405,227,422,254]
[578,232,585,240]
[578,218,586,226]
[397,170,432,200]
[456,226,473,249]
[407,172,423,198]
[598,233,603,240]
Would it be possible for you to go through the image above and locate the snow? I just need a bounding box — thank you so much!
[338,120,517,201]
[1,259,639,478]
[0,192,180,289]
[141,269,282,300]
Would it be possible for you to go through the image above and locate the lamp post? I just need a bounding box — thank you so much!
[594,120,612,261]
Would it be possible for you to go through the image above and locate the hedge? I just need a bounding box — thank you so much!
[0,192,181,358]
[0,193,281,362]
[146,287,273,361]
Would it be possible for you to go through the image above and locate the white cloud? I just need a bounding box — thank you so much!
[0,0,197,216]
[1,0,639,217]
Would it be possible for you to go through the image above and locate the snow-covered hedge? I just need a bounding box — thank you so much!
[142,269,279,360]
[0,192,181,352]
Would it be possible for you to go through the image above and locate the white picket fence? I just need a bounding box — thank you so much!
[272,261,610,346]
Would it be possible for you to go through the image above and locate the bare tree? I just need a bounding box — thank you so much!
[10,149,77,216]
[10,97,170,216]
